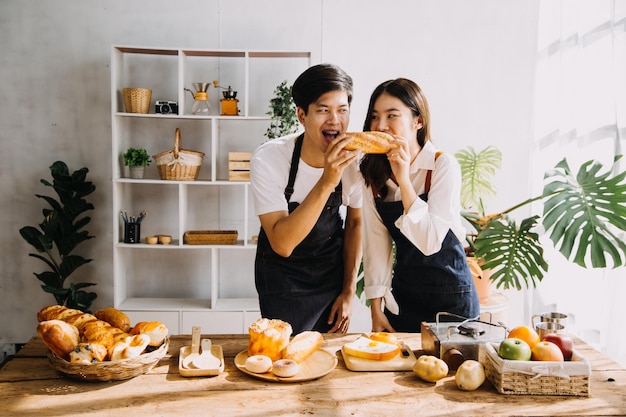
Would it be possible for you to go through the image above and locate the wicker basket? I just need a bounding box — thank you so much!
[47,338,169,382]
[122,87,152,114]
[480,342,590,396]
[153,128,204,181]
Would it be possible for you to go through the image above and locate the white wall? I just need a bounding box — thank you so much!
[0,0,539,343]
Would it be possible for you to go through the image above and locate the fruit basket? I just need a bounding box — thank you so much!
[47,338,169,382]
[479,342,591,396]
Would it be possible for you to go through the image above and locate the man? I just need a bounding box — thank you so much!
[250,64,362,334]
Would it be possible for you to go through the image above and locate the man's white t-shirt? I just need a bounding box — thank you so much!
[250,133,362,216]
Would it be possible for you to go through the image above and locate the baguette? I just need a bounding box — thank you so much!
[345,131,394,154]
[342,336,400,361]
[282,331,323,363]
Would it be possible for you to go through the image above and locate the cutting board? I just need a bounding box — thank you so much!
[341,345,417,371]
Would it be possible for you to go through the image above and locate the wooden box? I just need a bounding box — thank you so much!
[184,230,238,245]
[229,152,252,181]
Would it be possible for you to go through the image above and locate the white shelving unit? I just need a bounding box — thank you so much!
[111,45,311,334]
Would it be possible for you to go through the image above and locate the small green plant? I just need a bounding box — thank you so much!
[123,147,151,166]
[19,161,98,311]
[265,81,299,139]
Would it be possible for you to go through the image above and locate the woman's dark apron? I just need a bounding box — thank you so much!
[376,165,479,332]
[255,134,344,334]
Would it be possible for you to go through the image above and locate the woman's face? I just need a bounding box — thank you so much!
[370,93,421,142]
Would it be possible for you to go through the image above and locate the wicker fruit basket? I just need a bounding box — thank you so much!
[47,338,169,382]
[153,128,204,181]
[480,342,590,396]
[122,87,152,114]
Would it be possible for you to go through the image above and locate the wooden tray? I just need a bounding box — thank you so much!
[341,343,417,371]
[178,345,224,377]
[184,230,238,245]
[234,349,337,382]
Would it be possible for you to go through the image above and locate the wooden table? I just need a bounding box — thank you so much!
[1,334,625,416]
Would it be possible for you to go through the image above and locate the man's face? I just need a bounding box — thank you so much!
[298,90,350,153]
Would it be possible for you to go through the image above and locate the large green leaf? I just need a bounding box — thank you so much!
[474,215,548,290]
[455,146,502,215]
[542,157,626,268]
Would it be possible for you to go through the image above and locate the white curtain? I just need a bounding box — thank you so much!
[531,0,626,366]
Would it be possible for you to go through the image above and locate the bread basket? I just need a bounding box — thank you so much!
[47,337,169,382]
[122,87,152,114]
[153,128,204,181]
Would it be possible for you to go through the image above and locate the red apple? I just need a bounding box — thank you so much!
[542,334,574,361]
[531,341,564,362]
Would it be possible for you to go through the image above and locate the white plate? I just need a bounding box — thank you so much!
[234,349,337,382]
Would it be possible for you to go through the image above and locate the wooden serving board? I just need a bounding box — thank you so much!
[341,345,417,371]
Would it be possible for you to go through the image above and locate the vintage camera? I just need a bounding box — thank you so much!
[155,100,178,114]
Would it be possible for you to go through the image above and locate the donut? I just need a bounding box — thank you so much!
[245,355,273,374]
[272,359,300,378]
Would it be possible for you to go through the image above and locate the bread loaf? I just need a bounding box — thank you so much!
[95,308,131,332]
[342,336,400,361]
[130,321,168,347]
[247,318,293,361]
[345,131,394,154]
[282,331,323,363]
[37,319,80,360]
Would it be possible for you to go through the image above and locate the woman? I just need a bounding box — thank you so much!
[250,64,363,334]
[360,78,479,332]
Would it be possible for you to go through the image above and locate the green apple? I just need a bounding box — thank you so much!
[498,338,532,361]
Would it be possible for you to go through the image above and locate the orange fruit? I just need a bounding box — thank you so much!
[507,325,540,349]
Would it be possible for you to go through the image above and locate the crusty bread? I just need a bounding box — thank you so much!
[342,336,400,361]
[282,331,323,363]
[37,319,80,360]
[95,307,131,332]
[345,131,394,154]
[247,318,293,361]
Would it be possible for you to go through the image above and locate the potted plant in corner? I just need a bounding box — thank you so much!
[265,80,300,140]
[19,161,98,312]
[123,147,151,179]
[456,146,626,295]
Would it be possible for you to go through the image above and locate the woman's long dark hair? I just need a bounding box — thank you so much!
[360,78,431,199]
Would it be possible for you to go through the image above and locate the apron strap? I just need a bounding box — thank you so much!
[424,150,444,194]
[284,134,304,203]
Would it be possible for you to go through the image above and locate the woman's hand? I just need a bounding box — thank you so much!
[370,298,396,332]
[386,135,411,188]
[326,290,354,333]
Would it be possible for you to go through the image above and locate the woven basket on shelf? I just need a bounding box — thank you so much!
[122,87,152,114]
[47,337,169,382]
[153,128,205,181]
[480,342,590,396]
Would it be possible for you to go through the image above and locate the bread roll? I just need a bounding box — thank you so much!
[247,318,292,361]
[108,334,151,361]
[282,331,323,363]
[342,336,400,361]
[95,308,131,332]
[63,313,98,331]
[69,342,108,364]
[81,321,116,349]
[130,321,168,346]
[345,131,394,154]
[37,319,80,360]
[37,305,68,322]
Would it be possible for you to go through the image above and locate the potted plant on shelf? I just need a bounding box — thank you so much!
[19,161,98,312]
[123,147,151,179]
[265,80,300,139]
[456,146,626,295]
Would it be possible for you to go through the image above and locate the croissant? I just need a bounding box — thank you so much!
[345,131,394,154]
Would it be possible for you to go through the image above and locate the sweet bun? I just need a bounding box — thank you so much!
[245,354,273,374]
[109,334,151,361]
[368,332,399,346]
[63,313,98,331]
[343,336,401,361]
[272,359,300,378]
[95,308,131,332]
[37,319,80,360]
[69,342,108,364]
[282,331,323,363]
[248,318,293,361]
[130,321,168,346]
[345,131,394,154]
[37,305,68,322]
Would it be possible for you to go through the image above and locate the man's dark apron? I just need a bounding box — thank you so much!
[255,134,344,334]
[376,164,479,332]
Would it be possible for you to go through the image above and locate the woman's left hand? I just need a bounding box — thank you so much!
[386,135,411,186]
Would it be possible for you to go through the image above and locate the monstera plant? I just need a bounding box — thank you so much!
[19,161,98,311]
[457,146,626,291]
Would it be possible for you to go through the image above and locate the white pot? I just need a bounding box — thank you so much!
[129,166,145,179]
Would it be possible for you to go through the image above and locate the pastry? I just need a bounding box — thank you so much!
[345,131,394,154]
[130,321,168,346]
[247,318,293,361]
[245,354,273,374]
[37,319,80,360]
[108,334,151,361]
[95,307,131,332]
[282,331,323,363]
[272,359,300,377]
[69,342,108,364]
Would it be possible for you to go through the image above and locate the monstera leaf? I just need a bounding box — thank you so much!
[455,146,502,216]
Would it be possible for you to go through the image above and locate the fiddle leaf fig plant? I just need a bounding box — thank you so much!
[458,147,626,291]
[265,80,299,139]
[19,161,97,311]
